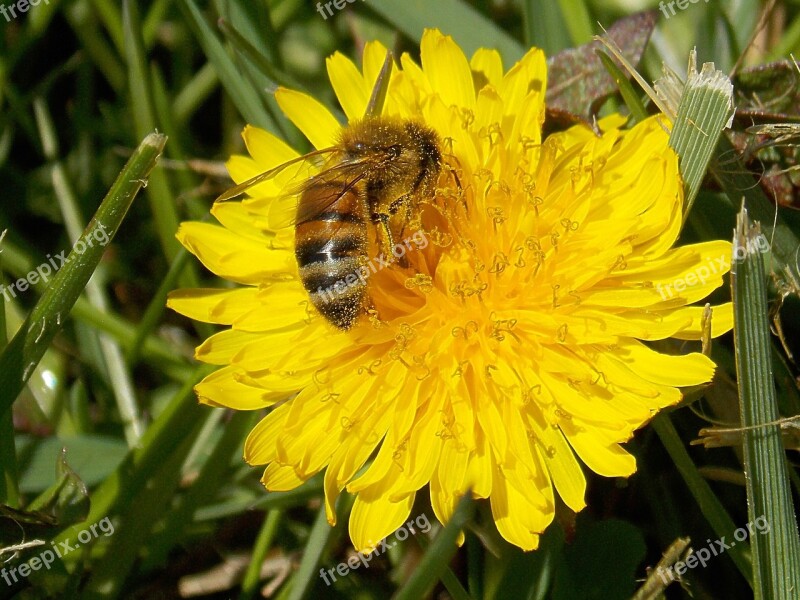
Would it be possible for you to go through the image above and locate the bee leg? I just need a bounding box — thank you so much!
[389,195,416,267]
[374,212,409,268]
[443,159,467,216]
[374,213,396,258]
[388,194,410,215]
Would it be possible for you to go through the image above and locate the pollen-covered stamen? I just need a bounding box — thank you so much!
[404,273,434,293]
[489,314,519,342]
[488,252,510,276]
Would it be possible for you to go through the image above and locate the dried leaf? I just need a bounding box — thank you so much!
[546,11,657,120]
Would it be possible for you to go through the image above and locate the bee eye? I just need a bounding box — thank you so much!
[387,145,402,158]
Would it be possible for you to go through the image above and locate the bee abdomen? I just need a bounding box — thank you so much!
[294,228,363,266]
[298,258,367,330]
[295,200,369,329]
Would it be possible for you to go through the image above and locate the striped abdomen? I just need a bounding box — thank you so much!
[294,183,369,330]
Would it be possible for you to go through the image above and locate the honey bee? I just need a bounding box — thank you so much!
[216,115,443,330]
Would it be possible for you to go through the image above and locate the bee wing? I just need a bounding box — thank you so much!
[266,155,378,230]
[215,147,339,203]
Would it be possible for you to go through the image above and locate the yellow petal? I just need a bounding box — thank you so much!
[470,48,503,89]
[231,283,312,331]
[327,51,369,121]
[672,303,734,339]
[561,420,637,478]
[245,403,291,465]
[167,287,258,324]
[536,421,587,512]
[176,222,293,283]
[349,491,416,553]
[211,201,279,243]
[489,463,552,550]
[497,47,546,119]
[262,463,307,491]
[616,341,717,387]
[420,29,475,109]
[275,88,342,149]
[195,329,263,365]
[242,124,298,169]
[195,366,282,410]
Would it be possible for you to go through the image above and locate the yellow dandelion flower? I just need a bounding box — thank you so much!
[168,29,734,551]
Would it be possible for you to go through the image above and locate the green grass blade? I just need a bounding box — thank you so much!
[652,414,753,585]
[123,0,182,262]
[393,493,475,600]
[438,566,474,600]
[54,364,212,544]
[711,135,800,288]
[82,427,201,598]
[214,0,273,64]
[173,62,220,128]
[0,238,193,379]
[177,0,279,133]
[596,49,648,124]
[217,17,301,91]
[766,15,800,62]
[213,2,288,136]
[0,255,18,507]
[0,406,18,506]
[87,0,124,55]
[367,0,524,63]
[62,3,126,92]
[33,96,145,445]
[0,132,166,420]
[143,0,171,49]
[141,410,257,571]
[556,0,594,45]
[522,0,570,55]
[658,52,735,222]
[239,508,285,600]
[125,247,193,366]
[731,208,800,599]
[286,503,340,600]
